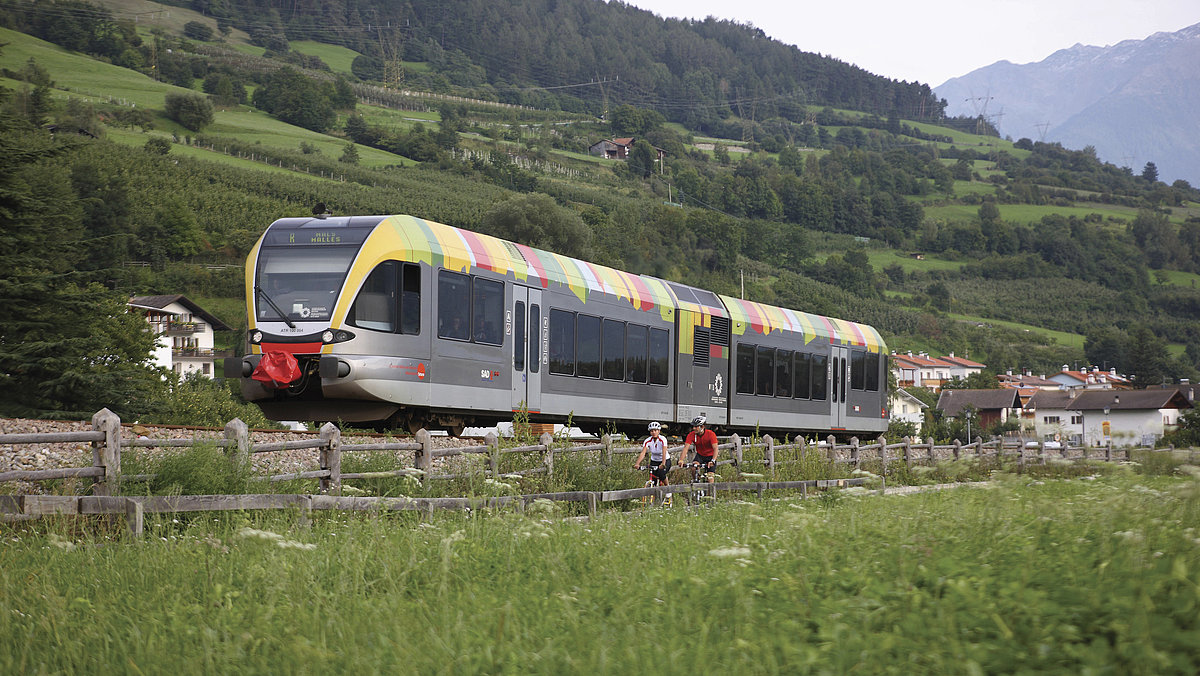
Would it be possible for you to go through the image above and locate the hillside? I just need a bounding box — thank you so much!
[936,22,1200,186]
[3,0,1200,421]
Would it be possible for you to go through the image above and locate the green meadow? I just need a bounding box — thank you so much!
[2,464,1198,674]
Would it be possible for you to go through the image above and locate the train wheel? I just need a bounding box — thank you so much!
[446,423,465,438]
[406,413,426,435]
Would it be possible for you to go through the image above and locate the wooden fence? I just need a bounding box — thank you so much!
[3,408,1195,534]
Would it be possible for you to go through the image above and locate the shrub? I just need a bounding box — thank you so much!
[164,92,214,132]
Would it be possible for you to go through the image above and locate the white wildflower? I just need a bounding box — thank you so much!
[48,534,75,551]
[1113,530,1143,542]
[276,540,317,550]
[237,528,284,541]
[740,472,765,479]
[708,547,752,558]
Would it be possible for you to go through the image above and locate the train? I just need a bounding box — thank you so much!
[225,214,889,438]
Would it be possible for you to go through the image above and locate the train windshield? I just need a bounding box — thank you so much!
[255,245,358,323]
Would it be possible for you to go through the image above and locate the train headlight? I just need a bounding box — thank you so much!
[251,330,263,344]
[320,329,355,344]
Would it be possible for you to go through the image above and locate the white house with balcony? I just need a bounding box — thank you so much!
[128,295,231,378]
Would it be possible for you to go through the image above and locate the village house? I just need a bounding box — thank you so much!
[997,370,1060,406]
[935,388,1022,430]
[1069,389,1192,447]
[1023,390,1083,445]
[940,353,985,380]
[128,295,231,378]
[1049,365,1131,391]
[890,351,955,391]
[587,137,667,166]
[889,389,928,436]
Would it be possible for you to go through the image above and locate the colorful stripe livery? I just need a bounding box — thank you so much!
[719,295,884,353]
[337,215,678,323]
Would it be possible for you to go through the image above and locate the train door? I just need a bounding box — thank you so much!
[510,286,543,415]
[830,345,849,429]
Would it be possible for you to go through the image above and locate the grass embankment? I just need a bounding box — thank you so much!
[2,458,1198,673]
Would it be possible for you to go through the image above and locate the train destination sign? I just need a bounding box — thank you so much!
[264,227,372,247]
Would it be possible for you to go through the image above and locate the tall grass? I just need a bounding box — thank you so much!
[2,468,1198,673]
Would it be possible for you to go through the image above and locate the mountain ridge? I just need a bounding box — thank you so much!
[935,21,1200,185]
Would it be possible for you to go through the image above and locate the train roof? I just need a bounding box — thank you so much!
[262,214,884,351]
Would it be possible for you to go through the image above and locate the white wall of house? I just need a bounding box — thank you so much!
[1030,410,1083,444]
[1080,409,1181,447]
[889,393,925,436]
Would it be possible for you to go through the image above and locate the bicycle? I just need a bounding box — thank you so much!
[685,458,717,484]
[635,465,673,507]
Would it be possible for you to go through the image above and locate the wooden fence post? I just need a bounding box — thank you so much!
[125,498,143,538]
[485,431,499,476]
[827,435,837,463]
[849,437,859,470]
[1105,441,1112,462]
[975,436,984,460]
[318,423,341,494]
[732,433,743,468]
[587,492,598,520]
[540,432,555,476]
[91,408,121,496]
[952,439,961,462]
[876,436,887,472]
[224,418,250,469]
[415,429,431,483]
[763,434,775,476]
[601,434,613,465]
[925,437,935,463]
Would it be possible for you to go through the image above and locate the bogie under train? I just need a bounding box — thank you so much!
[226,215,889,438]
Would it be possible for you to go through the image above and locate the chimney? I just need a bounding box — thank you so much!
[1006,369,1013,376]
[1113,395,1120,405]
[1040,374,1045,380]
[1092,366,1099,373]
[949,352,955,358]
[1062,364,1069,372]
[1110,368,1116,375]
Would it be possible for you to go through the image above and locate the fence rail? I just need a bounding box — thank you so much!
[4,409,1196,534]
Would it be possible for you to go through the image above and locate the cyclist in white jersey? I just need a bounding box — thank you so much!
[633,421,672,485]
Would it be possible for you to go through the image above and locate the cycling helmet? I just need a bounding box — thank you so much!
[647,421,661,431]
[690,415,706,427]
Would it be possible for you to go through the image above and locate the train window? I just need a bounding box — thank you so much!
[775,349,792,398]
[472,278,504,346]
[549,309,575,375]
[602,319,625,380]
[437,270,471,340]
[576,314,601,378]
[866,352,880,391]
[528,304,540,374]
[850,350,866,390]
[349,261,396,332]
[736,344,755,395]
[513,301,526,372]
[794,352,812,399]
[756,346,774,396]
[811,353,828,401]
[626,324,648,384]
[400,263,421,334]
[648,328,670,385]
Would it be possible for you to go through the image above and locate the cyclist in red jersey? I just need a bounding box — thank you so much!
[683,415,718,483]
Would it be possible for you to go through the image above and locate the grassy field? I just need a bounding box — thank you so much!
[945,312,1087,350]
[289,41,361,76]
[2,465,1197,673]
[924,201,1137,226]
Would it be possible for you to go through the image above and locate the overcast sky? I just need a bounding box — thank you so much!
[624,0,1200,87]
